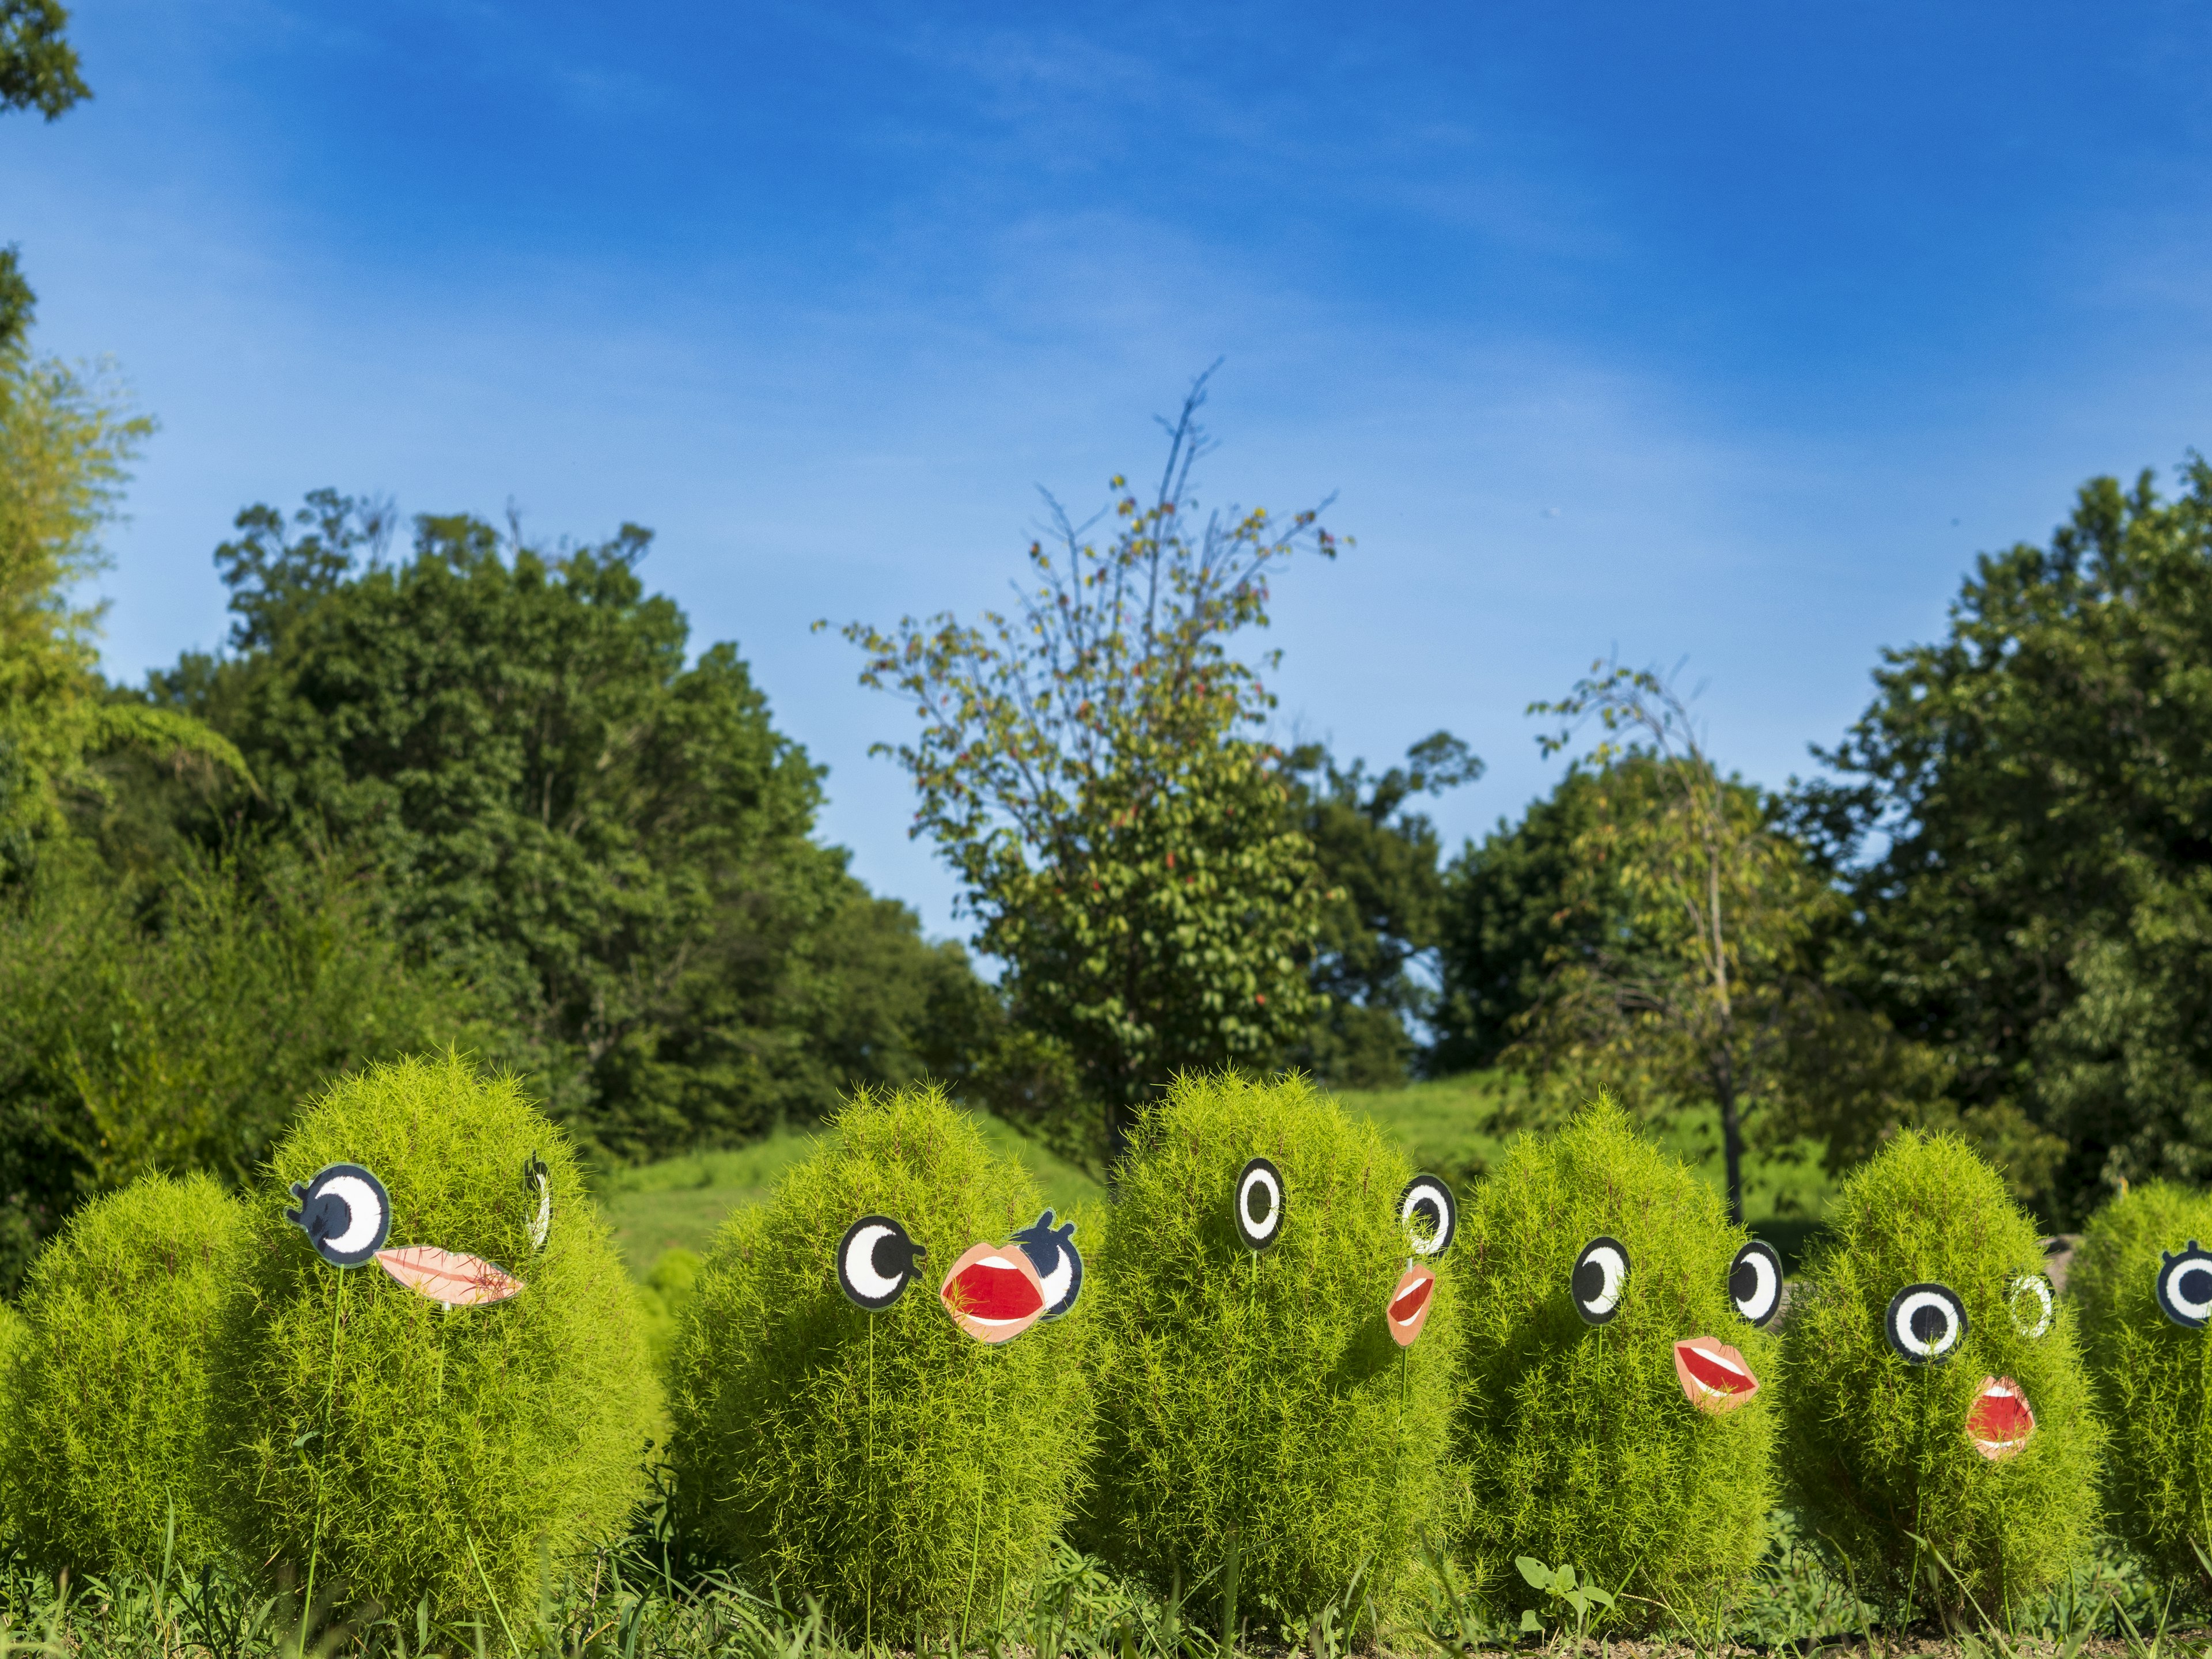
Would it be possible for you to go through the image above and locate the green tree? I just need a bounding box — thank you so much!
[1801,460,2212,1218]
[0,0,88,122]
[838,374,1343,1152]
[156,491,970,1159]
[1284,730,1480,1087]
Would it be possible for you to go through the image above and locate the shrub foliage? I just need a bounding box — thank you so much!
[0,1172,247,1573]
[1778,1131,2101,1616]
[209,1053,654,1622]
[1453,1099,1777,1626]
[668,1083,1094,1638]
[1081,1071,1459,1632]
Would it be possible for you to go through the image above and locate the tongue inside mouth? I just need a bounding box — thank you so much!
[951,1257,1044,1323]
[1968,1377,2035,1460]
[1673,1338,1760,1414]
[1389,1278,1433,1324]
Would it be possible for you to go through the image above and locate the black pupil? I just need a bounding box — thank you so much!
[1573,1258,1606,1303]
[1246,1181,1271,1225]
[1910,1304,1950,1345]
[309,1191,351,1245]
[1412,1198,1439,1233]
[870,1234,908,1281]
[2180,1267,2212,1306]
[1730,1259,1759,1303]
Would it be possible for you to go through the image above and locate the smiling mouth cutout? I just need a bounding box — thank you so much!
[1967,1376,2035,1460]
[376,1245,524,1308]
[1387,1263,1435,1347]
[940,1241,1048,1343]
[1673,1338,1760,1414]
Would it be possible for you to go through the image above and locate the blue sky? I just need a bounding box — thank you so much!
[10,1,2212,937]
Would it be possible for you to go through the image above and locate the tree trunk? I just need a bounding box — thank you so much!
[1719,1082,1745,1228]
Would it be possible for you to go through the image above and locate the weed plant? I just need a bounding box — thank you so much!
[2071,1180,2212,1597]
[666,1082,1095,1641]
[0,1171,247,1574]
[1779,1130,2103,1620]
[1453,1099,1777,1630]
[1081,1070,1460,1639]
[208,1052,656,1625]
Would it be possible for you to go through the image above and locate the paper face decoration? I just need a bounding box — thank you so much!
[1571,1236,1628,1324]
[2008,1272,2055,1339]
[1234,1157,1285,1252]
[524,1153,551,1253]
[1884,1282,1968,1365]
[377,1245,524,1308]
[940,1241,1048,1343]
[2154,1241,2212,1330]
[1967,1376,2036,1459]
[1728,1240,1783,1328]
[836,1215,927,1311]
[1012,1209,1083,1319]
[1398,1175,1456,1258]
[285,1164,392,1268]
[1673,1337,1760,1414]
[1387,1263,1436,1347]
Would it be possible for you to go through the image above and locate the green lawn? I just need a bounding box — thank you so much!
[593,1073,1840,1281]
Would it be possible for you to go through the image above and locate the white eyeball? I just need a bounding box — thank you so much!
[1234,1157,1285,1252]
[1729,1240,1783,1327]
[524,1153,551,1254]
[1885,1282,1968,1365]
[2008,1272,2054,1339]
[284,1164,391,1268]
[1571,1236,1629,1324]
[1399,1175,1457,1258]
[2155,1243,2212,1330]
[836,1215,926,1310]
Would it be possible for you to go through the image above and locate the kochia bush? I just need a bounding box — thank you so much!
[1779,1132,2101,1618]
[210,1054,654,1623]
[2071,1181,2212,1593]
[0,1173,247,1573]
[668,1084,1094,1640]
[1081,1071,1460,1636]
[1453,1100,1776,1628]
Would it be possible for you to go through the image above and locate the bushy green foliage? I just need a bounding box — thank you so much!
[635,1246,701,1376]
[668,1083,1093,1638]
[1778,1131,2101,1616]
[2070,1181,2212,1592]
[209,1053,654,1622]
[0,1172,246,1573]
[1454,1099,1775,1627]
[1081,1071,1459,1632]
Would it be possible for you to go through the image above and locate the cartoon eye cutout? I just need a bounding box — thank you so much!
[1728,1240,1783,1327]
[836,1215,928,1311]
[2008,1272,2055,1339]
[2154,1241,2212,1330]
[524,1153,551,1253]
[1234,1157,1285,1252]
[1012,1209,1082,1319]
[941,1240,1048,1343]
[1571,1236,1629,1324]
[1399,1175,1457,1258]
[1884,1282,1968,1365]
[285,1163,391,1268]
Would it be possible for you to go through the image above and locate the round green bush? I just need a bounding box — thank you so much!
[210,1053,656,1623]
[1081,1071,1460,1636]
[2070,1180,2212,1592]
[1778,1131,2101,1619]
[1453,1100,1777,1628]
[0,1172,247,1573]
[668,1082,1093,1640]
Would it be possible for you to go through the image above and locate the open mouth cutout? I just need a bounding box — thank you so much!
[1674,1337,1760,1414]
[1967,1376,2035,1460]
[940,1241,1047,1344]
[376,1245,524,1308]
[1387,1263,1435,1347]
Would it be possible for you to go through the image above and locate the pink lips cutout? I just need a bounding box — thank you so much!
[1967,1375,2035,1460]
[376,1245,524,1307]
[1673,1336,1760,1414]
[1387,1263,1436,1347]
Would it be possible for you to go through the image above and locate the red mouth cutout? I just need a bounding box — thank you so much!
[1674,1337,1759,1414]
[1967,1376,2035,1460]
[376,1245,524,1308]
[940,1241,1047,1344]
[1387,1263,1435,1347]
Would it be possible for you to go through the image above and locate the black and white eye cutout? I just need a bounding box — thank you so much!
[1234,1157,1285,1252]
[2154,1241,2212,1330]
[2008,1272,2055,1340]
[1571,1236,1630,1324]
[284,1163,391,1269]
[1884,1282,1968,1365]
[1399,1175,1457,1259]
[1729,1240,1783,1328]
[835,1215,927,1311]
[524,1153,552,1254]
